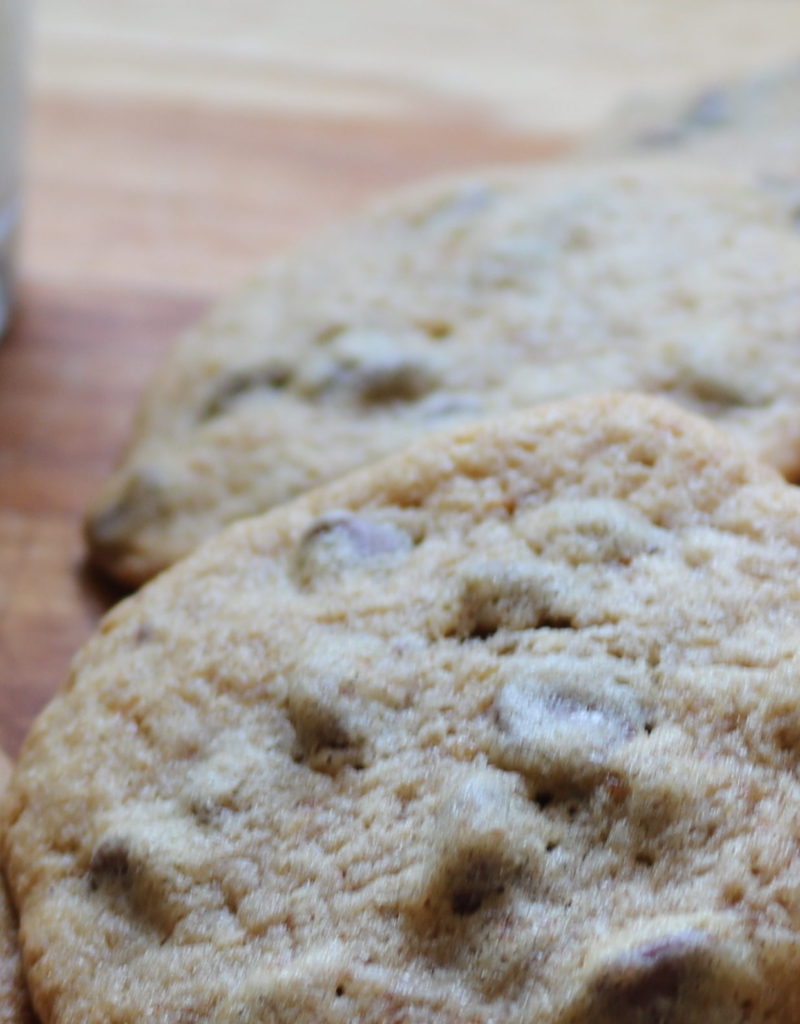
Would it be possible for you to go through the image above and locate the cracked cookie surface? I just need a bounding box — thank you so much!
[12,394,800,1023]
[85,162,800,584]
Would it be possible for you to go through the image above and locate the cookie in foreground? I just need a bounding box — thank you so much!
[10,393,800,1022]
[0,874,30,1024]
[85,161,800,584]
[0,754,33,1024]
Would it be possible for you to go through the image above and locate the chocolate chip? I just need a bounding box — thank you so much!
[410,772,542,922]
[567,920,762,1024]
[489,664,645,792]
[286,674,365,775]
[772,707,800,753]
[604,934,690,996]
[296,330,442,404]
[132,622,156,646]
[314,323,346,345]
[586,930,714,1023]
[356,359,440,404]
[199,362,293,421]
[292,511,412,588]
[676,373,754,410]
[416,319,454,340]
[86,816,204,941]
[449,862,504,917]
[89,837,130,889]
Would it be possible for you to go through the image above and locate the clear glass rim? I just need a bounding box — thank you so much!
[0,199,19,337]
[0,1,29,339]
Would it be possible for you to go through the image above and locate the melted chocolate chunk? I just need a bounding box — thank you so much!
[199,363,293,420]
[575,928,746,1024]
[286,674,365,775]
[410,772,542,922]
[490,667,643,793]
[89,837,131,888]
[297,330,442,404]
[292,511,412,587]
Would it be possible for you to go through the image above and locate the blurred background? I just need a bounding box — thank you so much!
[27,0,800,296]
[2,0,800,752]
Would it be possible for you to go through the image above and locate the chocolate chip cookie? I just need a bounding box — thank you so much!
[0,754,33,1024]
[12,393,800,1022]
[85,162,800,585]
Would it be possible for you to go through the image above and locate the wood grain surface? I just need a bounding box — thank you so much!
[3,0,800,757]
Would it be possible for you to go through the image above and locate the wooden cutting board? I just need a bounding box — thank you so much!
[4,0,800,757]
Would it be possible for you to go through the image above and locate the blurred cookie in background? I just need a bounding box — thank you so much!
[86,162,800,586]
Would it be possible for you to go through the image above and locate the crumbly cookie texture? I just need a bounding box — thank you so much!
[85,161,800,585]
[11,393,800,1024]
[591,61,800,196]
[0,755,33,1024]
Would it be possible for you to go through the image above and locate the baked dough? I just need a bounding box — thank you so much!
[10,394,800,1022]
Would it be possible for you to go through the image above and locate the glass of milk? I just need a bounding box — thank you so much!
[0,1,27,338]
